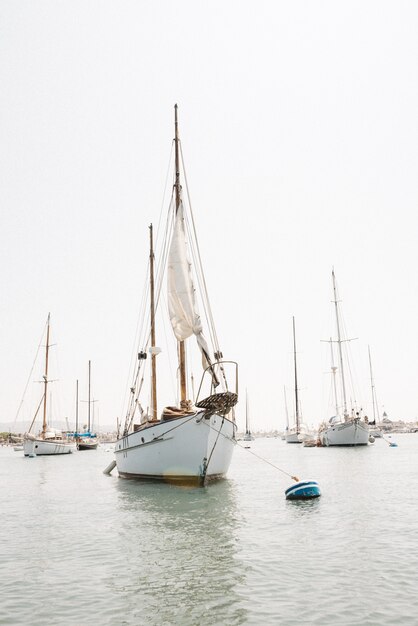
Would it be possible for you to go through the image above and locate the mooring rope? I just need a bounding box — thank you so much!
[201,419,300,482]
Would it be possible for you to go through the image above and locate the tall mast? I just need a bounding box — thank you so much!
[332,270,348,416]
[245,389,249,434]
[174,104,187,403]
[149,224,158,420]
[368,345,377,424]
[88,360,91,432]
[293,316,300,433]
[42,313,51,439]
[75,379,79,435]
[330,337,339,416]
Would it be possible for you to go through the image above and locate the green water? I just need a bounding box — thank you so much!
[2,435,417,625]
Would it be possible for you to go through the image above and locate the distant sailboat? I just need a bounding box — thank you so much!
[286,317,310,443]
[76,361,98,450]
[318,271,369,446]
[243,391,254,444]
[23,314,75,456]
[367,346,383,438]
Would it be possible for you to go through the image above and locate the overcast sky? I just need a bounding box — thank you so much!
[1,0,417,432]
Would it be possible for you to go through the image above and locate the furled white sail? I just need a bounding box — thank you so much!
[167,202,211,369]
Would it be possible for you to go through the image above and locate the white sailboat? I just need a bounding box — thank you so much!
[114,106,238,484]
[23,314,75,456]
[318,271,369,447]
[286,317,310,443]
[367,346,383,438]
[76,361,98,450]
[243,391,254,443]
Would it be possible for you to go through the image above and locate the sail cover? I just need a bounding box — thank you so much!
[167,202,212,370]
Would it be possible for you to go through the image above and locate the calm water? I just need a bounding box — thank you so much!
[2,435,418,625]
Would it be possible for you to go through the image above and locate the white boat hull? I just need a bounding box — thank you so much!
[115,411,236,483]
[369,428,383,438]
[23,438,75,456]
[319,420,369,446]
[285,432,302,444]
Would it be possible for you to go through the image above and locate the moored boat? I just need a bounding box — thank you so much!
[285,317,310,443]
[23,314,75,456]
[114,106,238,484]
[318,271,369,447]
[76,361,98,451]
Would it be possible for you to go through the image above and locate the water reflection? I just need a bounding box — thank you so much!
[114,479,248,625]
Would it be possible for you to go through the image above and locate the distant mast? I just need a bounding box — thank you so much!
[284,386,289,431]
[368,345,379,424]
[75,379,79,435]
[332,270,348,417]
[293,316,300,434]
[149,224,158,420]
[245,389,250,434]
[174,104,187,404]
[88,360,91,432]
[42,313,51,439]
[330,337,339,416]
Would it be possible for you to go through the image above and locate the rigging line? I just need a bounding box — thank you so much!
[179,142,220,352]
[202,415,225,479]
[182,204,217,352]
[119,260,150,426]
[159,291,177,400]
[13,317,48,427]
[27,393,45,434]
[154,142,175,253]
[137,410,200,440]
[201,419,300,482]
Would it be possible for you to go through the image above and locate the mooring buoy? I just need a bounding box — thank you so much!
[285,480,321,500]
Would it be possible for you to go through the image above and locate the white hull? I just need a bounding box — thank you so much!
[115,411,236,484]
[23,438,75,456]
[369,428,383,438]
[285,427,313,444]
[319,420,369,446]
[285,432,302,444]
[243,432,254,441]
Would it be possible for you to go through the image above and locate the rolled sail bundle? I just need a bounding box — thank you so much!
[285,480,321,500]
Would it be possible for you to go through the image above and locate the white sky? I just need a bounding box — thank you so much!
[1,0,417,432]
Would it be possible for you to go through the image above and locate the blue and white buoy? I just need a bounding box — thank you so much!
[285,480,321,500]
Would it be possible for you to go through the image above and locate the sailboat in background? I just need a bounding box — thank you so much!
[243,391,254,444]
[368,346,383,438]
[113,106,238,484]
[318,271,369,446]
[286,317,310,443]
[23,314,75,456]
[76,361,98,450]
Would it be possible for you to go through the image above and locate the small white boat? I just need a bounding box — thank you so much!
[13,445,23,452]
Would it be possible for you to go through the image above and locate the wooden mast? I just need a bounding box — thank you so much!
[293,316,300,434]
[174,103,187,403]
[41,313,51,439]
[149,223,158,420]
